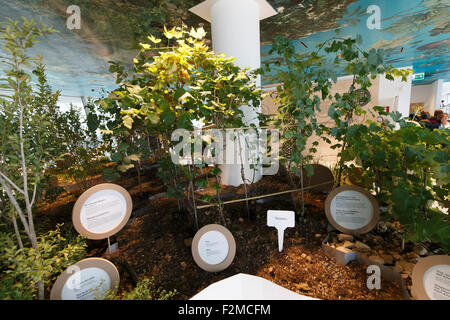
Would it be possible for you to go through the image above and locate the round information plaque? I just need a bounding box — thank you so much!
[191,224,236,272]
[411,255,450,300]
[324,185,379,234]
[50,258,120,300]
[73,183,132,240]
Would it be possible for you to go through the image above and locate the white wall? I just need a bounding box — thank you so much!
[434,79,444,111]
[411,79,444,113]
[411,84,433,108]
[57,95,84,113]
[378,67,413,118]
[441,82,450,108]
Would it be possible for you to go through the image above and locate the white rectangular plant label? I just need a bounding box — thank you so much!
[267,210,295,252]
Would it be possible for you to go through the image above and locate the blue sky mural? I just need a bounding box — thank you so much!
[0,0,449,98]
[261,0,450,86]
[0,1,119,98]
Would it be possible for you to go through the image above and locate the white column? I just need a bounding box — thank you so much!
[81,96,90,117]
[378,66,412,118]
[190,0,277,186]
[434,79,444,111]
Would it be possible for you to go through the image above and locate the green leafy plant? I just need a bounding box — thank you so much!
[271,36,450,249]
[114,276,178,300]
[0,17,60,299]
[28,64,109,197]
[341,115,450,249]
[52,104,110,194]
[90,25,263,226]
[0,224,87,300]
[261,34,411,242]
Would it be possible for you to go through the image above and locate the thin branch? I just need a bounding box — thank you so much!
[11,211,24,249]
[0,171,25,195]
[0,174,31,237]
[30,182,38,207]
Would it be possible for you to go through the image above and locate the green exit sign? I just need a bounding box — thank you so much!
[413,73,425,80]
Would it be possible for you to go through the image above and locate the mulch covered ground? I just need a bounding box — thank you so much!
[114,199,404,300]
[38,166,409,300]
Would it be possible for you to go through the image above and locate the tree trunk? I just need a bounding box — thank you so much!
[135,161,143,198]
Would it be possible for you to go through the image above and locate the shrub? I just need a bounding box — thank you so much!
[109,276,177,300]
[342,115,450,249]
[53,105,110,193]
[0,17,60,299]
[0,224,87,300]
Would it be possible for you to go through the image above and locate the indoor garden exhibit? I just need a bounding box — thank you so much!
[0,0,449,305]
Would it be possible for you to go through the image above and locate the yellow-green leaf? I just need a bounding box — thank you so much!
[148,35,161,44]
[122,114,133,129]
[139,43,151,50]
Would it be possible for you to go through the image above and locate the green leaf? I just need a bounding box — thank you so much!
[111,152,123,163]
[147,112,160,125]
[304,164,314,178]
[161,110,176,126]
[87,113,100,132]
[197,178,209,189]
[434,150,449,163]
[174,88,186,101]
[202,194,213,203]
[104,168,120,181]
[374,149,386,164]
[284,130,295,139]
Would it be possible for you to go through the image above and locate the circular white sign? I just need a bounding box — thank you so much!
[198,230,230,265]
[423,264,450,300]
[61,267,111,300]
[191,224,236,272]
[73,183,132,239]
[80,189,127,234]
[330,190,374,230]
[50,258,120,300]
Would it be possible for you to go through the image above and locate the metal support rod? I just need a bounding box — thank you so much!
[107,237,111,256]
[195,180,334,209]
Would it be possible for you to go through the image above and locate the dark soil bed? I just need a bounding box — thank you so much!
[114,197,404,300]
[38,166,407,300]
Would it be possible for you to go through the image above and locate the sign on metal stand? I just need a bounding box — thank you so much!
[63,183,135,299]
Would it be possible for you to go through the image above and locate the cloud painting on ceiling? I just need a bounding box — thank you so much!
[261,0,450,86]
[0,0,201,98]
[0,0,448,97]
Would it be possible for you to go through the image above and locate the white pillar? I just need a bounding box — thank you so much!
[81,96,90,117]
[190,0,277,186]
[378,66,412,118]
[434,79,444,111]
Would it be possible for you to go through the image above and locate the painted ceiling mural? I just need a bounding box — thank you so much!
[261,0,450,87]
[0,0,449,98]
